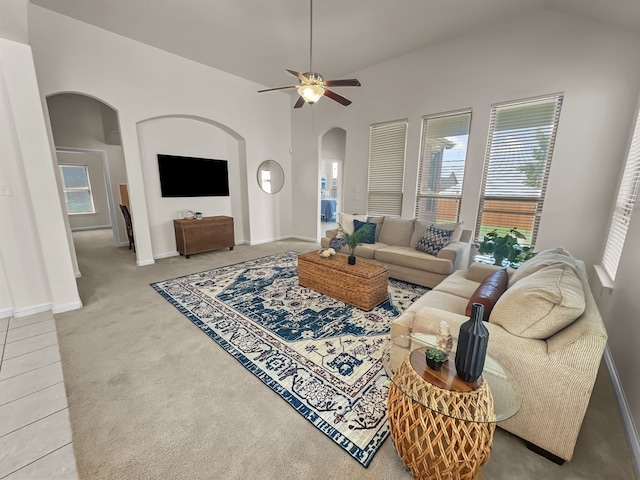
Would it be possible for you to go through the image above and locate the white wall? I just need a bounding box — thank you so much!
[29,5,293,264]
[293,9,640,267]
[592,100,640,447]
[0,36,81,316]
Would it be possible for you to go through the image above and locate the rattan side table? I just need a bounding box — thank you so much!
[383,335,521,480]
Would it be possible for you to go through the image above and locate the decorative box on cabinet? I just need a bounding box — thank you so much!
[173,216,234,258]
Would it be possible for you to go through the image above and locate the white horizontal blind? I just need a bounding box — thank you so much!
[476,94,563,244]
[602,111,640,280]
[367,120,407,216]
[415,110,471,223]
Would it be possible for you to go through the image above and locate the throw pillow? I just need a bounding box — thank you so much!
[410,221,464,248]
[336,213,367,237]
[490,264,586,339]
[353,219,377,244]
[465,269,509,321]
[416,225,454,256]
[366,216,385,243]
[509,246,579,287]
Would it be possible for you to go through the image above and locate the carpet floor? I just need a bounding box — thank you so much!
[55,230,637,479]
[151,251,427,466]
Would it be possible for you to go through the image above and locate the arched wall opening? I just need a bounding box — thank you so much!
[45,92,128,269]
[319,127,346,238]
[136,115,249,258]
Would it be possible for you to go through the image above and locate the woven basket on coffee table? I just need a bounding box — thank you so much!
[387,355,495,480]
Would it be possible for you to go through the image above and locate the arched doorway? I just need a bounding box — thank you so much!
[46,92,128,272]
[319,128,346,237]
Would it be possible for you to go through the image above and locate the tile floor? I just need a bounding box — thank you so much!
[0,312,78,480]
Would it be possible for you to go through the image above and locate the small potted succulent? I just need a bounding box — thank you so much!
[425,347,448,371]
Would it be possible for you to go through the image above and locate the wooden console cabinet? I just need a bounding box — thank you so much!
[174,216,234,258]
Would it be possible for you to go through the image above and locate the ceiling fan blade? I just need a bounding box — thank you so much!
[324,89,352,106]
[294,96,306,109]
[323,79,361,87]
[286,69,309,83]
[258,85,297,93]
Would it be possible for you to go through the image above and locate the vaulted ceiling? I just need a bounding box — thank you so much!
[31,0,640,89]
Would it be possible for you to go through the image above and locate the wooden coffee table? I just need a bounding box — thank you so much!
[297,251,389,311]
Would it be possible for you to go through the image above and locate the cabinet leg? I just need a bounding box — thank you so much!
[185,255,190,259]
[230,246,234,250]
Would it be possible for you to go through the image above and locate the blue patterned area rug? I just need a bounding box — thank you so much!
[151,251,427,467]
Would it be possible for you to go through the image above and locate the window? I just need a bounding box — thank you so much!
[601,110,640,281]
[476,94,563,245]
[415,110,471,223]
[59,164,95,214]
[367,119,408,216]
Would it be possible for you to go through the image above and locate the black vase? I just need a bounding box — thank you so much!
[455,303,489,383]
[348,255,356,265]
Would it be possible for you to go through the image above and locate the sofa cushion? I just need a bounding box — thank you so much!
[353,219,376,244]
[416,225,453,255]
[378,217,415,247]
[375,245,453,275]
[411,221,463,248]
[509,247,580,287]
[490,264,586,339]
[366,216,385,243]
[465,268,509,321]
[337,213,367,237]
[413,291,469,317]
[433,271,480,299]
[353,242,388,259]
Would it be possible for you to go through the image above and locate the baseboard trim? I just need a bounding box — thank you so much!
[0,308,13,319]
[137,259,155,267]
[71,225,112,232]
[249,236,290,246]
[74,271,82,278]
[154,251,180,260]
[289,235,318,243]
[604,345,640,478]
[13,303,52,318]
[52,300,83,314]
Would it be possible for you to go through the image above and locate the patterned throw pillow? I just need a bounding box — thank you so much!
[416,225,454,255]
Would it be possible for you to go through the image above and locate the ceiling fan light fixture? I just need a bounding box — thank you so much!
[298,84,324,104]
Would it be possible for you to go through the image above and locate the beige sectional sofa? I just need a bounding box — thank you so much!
[390,247,607,462]
[321,215,472,288]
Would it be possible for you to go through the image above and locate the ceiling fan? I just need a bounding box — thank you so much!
[258,0,361,108]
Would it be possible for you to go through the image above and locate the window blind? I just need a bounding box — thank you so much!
[476,94,563,244]
[415,110,471,223]
[602,110,640,280]
[367,120,407,216]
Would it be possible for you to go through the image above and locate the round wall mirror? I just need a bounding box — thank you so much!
[257,160,284,194]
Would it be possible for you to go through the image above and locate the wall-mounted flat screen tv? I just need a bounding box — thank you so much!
[157,154,229,197]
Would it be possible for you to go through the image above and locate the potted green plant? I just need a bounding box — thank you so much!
[476,228,536,267]
[425,347,448,371]
[337,222,374,265]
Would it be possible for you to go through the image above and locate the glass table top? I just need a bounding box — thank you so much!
[383,333,522,423]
